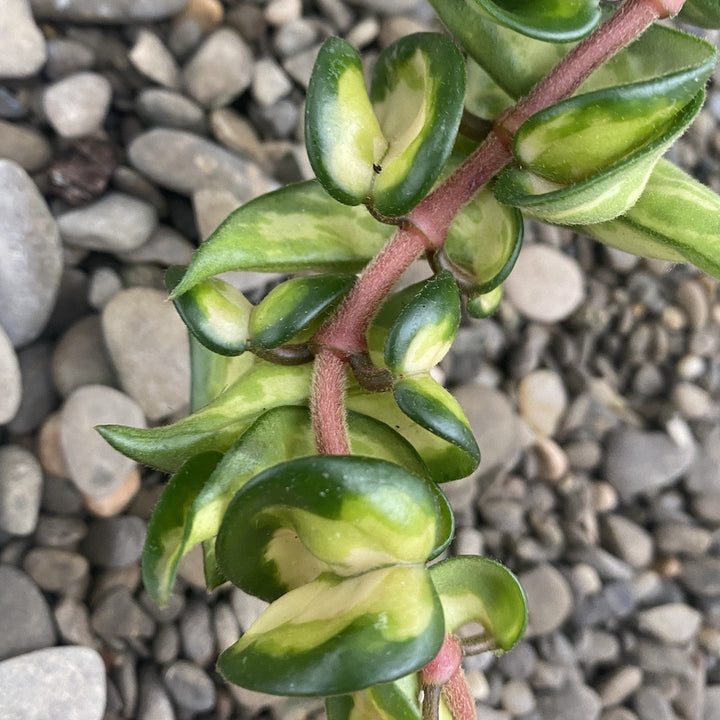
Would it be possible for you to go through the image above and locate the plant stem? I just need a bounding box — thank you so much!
[310,0,685,453]
[442,668,476,720]
[421,683,441,720]
[311,348,350,454]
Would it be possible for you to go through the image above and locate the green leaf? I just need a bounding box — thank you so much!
[215,455,448,601]
[96,361,313,472]
[180,406,435,568]
[430,0,573,98]
[141,452,222,606]
[165,266,252,356]
[169,181,394,297]
[218,565,444,696]
[513,62,714,185]
[465,58,514,122]
[680,0,720,27]
[202,538,226,590]
[305,34,465,217]
[393,375,480,469]
[347,387,479,482]
[466,285,503,319]
[385,271,460,376]
[468,0,601,42]
[250,274,355,349]
[493,90,704,225]
[326,677,421,720]
[368,33,466,216]
[444,186,523,292]
[430,556,527,651]
[305,37,386,207]
[578,159,720,280]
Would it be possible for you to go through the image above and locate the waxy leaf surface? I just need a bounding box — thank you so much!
[169,181,394,297]
[218,565,444,696]
[384,271,460,376]
[142,452,222,606]
[430,556,527,651]
[466,285,503,319]
[444,186,523,292]
[97,361,313,472]
[326,676,421,720]
[215,455,449,601]
[579,159,720,280]
[681,0,720,27]
[306,34,465,216]
[166,266,252,356]
[250,273,355,349]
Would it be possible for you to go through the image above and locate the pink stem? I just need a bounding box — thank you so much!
[311,349,350,454]
[442,668,475,720]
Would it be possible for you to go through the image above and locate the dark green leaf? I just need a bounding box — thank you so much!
[466,285,503,318]
[680,0,720,27]
[326,676,421,720]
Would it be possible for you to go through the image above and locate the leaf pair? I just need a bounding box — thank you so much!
[306,33,465,216]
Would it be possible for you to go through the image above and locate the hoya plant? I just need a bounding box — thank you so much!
[99,0,720,718]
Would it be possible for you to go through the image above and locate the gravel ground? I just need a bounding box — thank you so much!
[1,1,720,719]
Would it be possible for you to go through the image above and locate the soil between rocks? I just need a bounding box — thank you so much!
[2,2,720,719]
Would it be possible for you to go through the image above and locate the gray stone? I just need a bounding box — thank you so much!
[153,623,181,665]
[520,564,574,638]
[600,514,654,569]
[275,19,318,58]
[283,43,322,88]
[0,646,105,720]
[704,686,720,720]
[102,287,190,420]
[119,225,195,266]
[30,0,188,22]
[23,547,89,596]
[129,30,180,88]
[128,128,277,199]
[58,192,157,252]
[633,686,673,720]
[655,522,711,556]
[0,565,56,660]
[635,638,694,678]
[0,445,43,536]
[163,660,216,713]
[597,666,643,707]
[252,58,292,107]
[505,244,585,323]
[536,681,601,720]
[497,642,537,680]
[213,601,240,653]
[685,426,720,494]
[8,342,57,434]
[91,586,155,640]
[683,557,720,597]
[60,384,146,498]
[41,475,84,516]
[501,678,535,715]
[34,515,87,548]
[53,597,95,646]
[81,515,146,568]
[43,72,112,138]
[136,88,207,134]
[637,603,702,644]
[0,325,21,424]
[138,668,175,720]
[179,599,215,666]
[0,119,52,172]
[87,266,123,310]
[183,28,253,108]
[45,37,95,80]
[603,428,695,501]
[0,161,62,347]
[0,0,46,79]
[51,315,116,397]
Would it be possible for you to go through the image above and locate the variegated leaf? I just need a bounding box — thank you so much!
[385,271,460,376]
[250,273,355,349]
[493,91,704,225]
[326,676,421,720]
[430,556,527,651]
[215,455,449,601]
[96,361,313,472]
[578,159,720,280]
[218,565,444,696]
[169,181,394,298]
[141,452,222,606]
[166,266,252,356]
[466,285,503,319]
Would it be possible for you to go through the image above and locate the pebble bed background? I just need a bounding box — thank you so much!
[1,1,720,719]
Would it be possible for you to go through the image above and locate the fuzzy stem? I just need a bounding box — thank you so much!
[442,668,475,720]
[311,348,350,454]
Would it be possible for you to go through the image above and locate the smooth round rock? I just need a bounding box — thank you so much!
[91,586,155,640]
[43,72,112,138]
[136,88,207,134]
[0,445,43,536]
[81,515,146,568]
[520,563,574,638]
[0,565,56,661]
[7,342,57,434]
[0,119,52,172]
[0,0,47,79]
[536,681,601,720]
[60,384,146,498]
[600,514,654,569]
[102,287,190,420]
[183,28,253,108]
[0,161,62,347]
[164,660,216,713]
[0,646,105,720]
[636,603,702,644]
[58,192,157,252]
[517,369,568,436]
[128,128,277,200]
[30,0,188,22]
[23,547,89,595]
[505,244,585,323]
[129,30,180,89]
[0,325,21,423]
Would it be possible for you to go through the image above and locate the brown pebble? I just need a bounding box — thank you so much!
[84,467,141,518]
